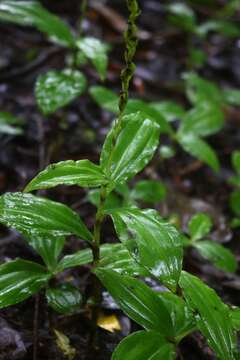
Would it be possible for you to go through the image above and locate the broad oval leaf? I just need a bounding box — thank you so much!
[101,112,161,186]
[179,102,224,138]
[112,330,175,360]
[109,208,183,291]
[177,133,220,172]
[0,259,51,308]
[77,37,108,80]
[188,213,212,241]
[0,111,24,135]
[46,284,82,314]
[27,233,65,272]
[35,70,87,115]
[95,268,174,336]
[0,1,74,47]
[24,160,106,192]
[0,192,92,241]
[194,241,237,273]
[179,271,237,360]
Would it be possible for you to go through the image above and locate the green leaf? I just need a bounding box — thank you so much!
[95,268,174,336]
[46,284,82,314]
[150,101,185,122]
[179,102,224,137]
[112,330,175,360]
[77,37,108,80]
[130,180,166,204]
[197,20,240,38]
[0,111,24,135]
[35,70,87,115]
[109,208,183,291]
[188,213,212,241]
[223,89,240,107]
[125,100,173,134]
[88,189,123,210]
[183,72,223,105]
[229,190,240,216]
[89,86,119,113]
[101,112,161,187]
[27,234,65,271]
[0,192,92,241]
[179,271,237,360]
[194,241,237,273]
[24,160,106,192]
[57,243,146,276]
[0,1,74,47]
[232,151,240,174]
[0,259,50,308]
[157,292,195,339]
[230,308,240,331]
[177,133,220,172]
[167,3,196,32]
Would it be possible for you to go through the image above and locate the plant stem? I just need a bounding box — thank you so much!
[88,0,140,351]
[79,0,88,37]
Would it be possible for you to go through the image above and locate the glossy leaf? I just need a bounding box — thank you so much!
[229,190,240,216]
[25,160,106,192]
[35,70,87,115]
[57,243,146,276]
[27,234,65,271]
[0,1,74,47]
[77,37,108,80]
[109,207,183,291]
[179,102,224,137]
[0,192,92,241]
[188,213,212,241]
[180,271,237,360]
[101,112,161,186]
[0,111,24,135]
[95,268,174,336]
[0,259,50,308]
[194,241,237,273]
[112,330,175,360]
[150,101,185,122]
[177,133,220,172]
[230,308,240,331]
[46,284,82,314]
[130,180,167,204]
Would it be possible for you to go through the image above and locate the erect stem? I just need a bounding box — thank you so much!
[88,0,140,352]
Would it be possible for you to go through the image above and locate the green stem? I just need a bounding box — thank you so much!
[78,0,88,37]
[88,0,140,350]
